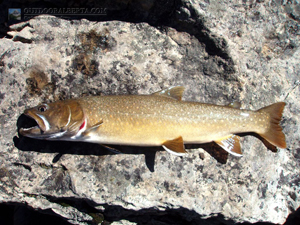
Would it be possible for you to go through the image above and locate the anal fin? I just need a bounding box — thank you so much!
[214,135,243,157]
[162,136,187,156]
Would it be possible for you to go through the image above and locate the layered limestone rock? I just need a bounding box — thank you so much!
[0,1,299,224]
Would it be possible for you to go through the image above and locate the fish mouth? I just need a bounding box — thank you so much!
[19,110,47,137]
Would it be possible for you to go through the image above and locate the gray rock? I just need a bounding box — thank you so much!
[7,25,35,43]
[0,0,299,224]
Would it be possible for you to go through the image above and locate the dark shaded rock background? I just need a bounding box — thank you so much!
[0,0,299,225]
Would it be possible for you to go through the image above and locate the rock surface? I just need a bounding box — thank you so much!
[0,0,299,224]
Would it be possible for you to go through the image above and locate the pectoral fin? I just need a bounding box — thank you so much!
[101,145,123,154]
[162,136,187,156]
[215,135,243,157]
[82,120,103,136]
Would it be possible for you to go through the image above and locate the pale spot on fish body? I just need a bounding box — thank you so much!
[240,112,249,117]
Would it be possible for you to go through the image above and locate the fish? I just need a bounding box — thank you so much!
[19,86,286,157]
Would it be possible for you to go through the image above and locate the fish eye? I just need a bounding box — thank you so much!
[38,105,47,113]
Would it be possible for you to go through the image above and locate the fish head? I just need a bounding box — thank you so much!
[19,100,85,139]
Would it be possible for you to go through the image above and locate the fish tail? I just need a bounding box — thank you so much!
[257,102,286,148]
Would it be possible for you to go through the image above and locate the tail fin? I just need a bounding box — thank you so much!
[257,102,286,149]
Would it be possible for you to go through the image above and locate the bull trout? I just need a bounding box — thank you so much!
[19,86,286,156]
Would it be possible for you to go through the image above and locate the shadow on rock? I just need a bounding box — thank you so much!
[1,200,290,225]
[283,207,300,225]
[0,202,71,225]
[100,203,286,225]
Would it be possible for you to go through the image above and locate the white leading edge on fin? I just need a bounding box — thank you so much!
[162,145,186,156]
[219,135,243,157]
[227,149,243,157]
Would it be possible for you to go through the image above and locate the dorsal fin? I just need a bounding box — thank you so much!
[152,86,185,101]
